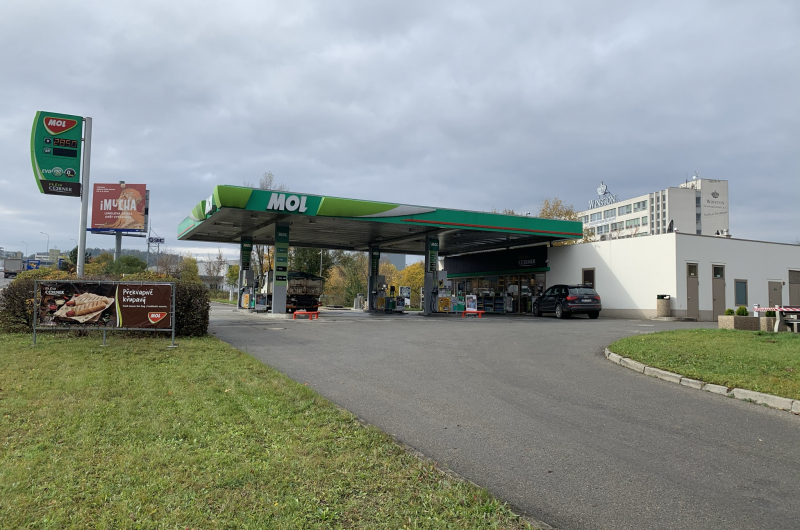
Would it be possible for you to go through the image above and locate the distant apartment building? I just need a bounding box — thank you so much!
[577,178,729,240]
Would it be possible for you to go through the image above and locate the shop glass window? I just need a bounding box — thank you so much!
[735,280,747,306]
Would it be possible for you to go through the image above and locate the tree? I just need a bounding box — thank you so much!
[179,255,202,283]
[106,255,148,275]
[156,251,183,277]
[379,259,400,292]
[225,264,240,290]
[537,197,594,245]
[326,252,369,307]
[249,171,289,287]
[289,247,335,277]
[68,246,91,266]
[398,261,424,308]
[205,248,226,291]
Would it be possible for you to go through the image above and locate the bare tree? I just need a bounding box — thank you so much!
[205,248,226,291]
[156,249,183,277]
[251,171,289,287]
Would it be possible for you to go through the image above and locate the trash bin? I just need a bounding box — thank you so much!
[656,295,671,317]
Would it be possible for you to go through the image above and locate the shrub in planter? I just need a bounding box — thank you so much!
[765,310,776,317]
[724,308,735,316]
[736,306,749,316]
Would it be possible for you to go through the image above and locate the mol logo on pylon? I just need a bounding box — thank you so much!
[43,116,79,135]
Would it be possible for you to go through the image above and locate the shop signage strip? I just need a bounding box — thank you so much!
[445,267,551,279]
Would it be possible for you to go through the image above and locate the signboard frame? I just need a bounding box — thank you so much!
[30,111,84,197]
[89,183,149,233]
[33,281,176,346]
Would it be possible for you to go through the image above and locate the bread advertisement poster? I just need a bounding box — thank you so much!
[38,282,172,329]
[91,183,147,232]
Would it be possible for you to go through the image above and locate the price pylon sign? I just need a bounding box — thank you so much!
[31,111,83,197]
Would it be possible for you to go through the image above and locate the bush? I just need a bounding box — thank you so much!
[736,306,749,316]
[0,271,210,337]
[724,308,735,316]
[765,310,776,317]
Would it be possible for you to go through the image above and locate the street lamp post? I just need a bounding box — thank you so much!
[21,241,27,258]
[40,232,49,261]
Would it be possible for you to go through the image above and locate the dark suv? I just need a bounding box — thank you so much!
[532,285,601,319]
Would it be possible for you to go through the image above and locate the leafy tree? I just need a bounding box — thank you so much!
[289,248,335,277]
[225,264,240,289]
[68,246,91,266]
[325,252,368,307]
[398,261,424,308]
[537,197,594,245]
[379,259,400,293]
[179,255,202,283]
[106,255,148,275]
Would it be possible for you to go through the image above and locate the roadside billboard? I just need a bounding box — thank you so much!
[30,111,83,197]
[90,183,148,232]
[36,281,173,329]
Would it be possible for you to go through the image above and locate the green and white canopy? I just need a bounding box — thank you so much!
[178,186,583,256]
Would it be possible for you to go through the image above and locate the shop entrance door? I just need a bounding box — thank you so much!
[712,265,725,322]
[686,263,699,320]
[768,281,783,307]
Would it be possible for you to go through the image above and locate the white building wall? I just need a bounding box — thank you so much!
[548,234,677,319]
[665,187,697,235]
[674,234,800,320]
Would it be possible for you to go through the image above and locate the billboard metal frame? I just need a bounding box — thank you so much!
[33,280,176,347]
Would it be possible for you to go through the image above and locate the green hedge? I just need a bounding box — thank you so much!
[0,270,209,337]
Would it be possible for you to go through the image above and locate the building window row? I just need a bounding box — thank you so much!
[633,200,647,212]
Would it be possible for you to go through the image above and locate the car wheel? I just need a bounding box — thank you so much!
[555,303,568,319]
[532,303,541,317]
[588,311,600,319]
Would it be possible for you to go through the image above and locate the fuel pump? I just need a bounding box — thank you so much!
[238,268,255,310]
[385,285,397,313]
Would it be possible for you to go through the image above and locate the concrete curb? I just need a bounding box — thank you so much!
[603,348,800,415]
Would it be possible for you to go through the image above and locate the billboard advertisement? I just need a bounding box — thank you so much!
[91,183,147,232]
[36,281,173,329]
[30,111,83,197]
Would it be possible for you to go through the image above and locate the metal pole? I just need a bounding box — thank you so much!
[77,117,92,278]
[114,180,124,262]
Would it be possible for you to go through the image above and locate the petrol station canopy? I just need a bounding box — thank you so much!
[178,186,583,256]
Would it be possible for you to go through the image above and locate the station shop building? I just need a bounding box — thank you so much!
[179,185,799,321]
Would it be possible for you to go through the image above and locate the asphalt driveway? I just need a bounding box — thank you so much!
[210,306,800,530]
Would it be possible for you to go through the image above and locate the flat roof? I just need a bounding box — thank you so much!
[178,186,583,256]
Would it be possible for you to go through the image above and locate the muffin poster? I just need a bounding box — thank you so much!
[91,183,147,231]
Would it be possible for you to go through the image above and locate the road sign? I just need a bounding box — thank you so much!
[148,237,165,244]
[31,111,83,197]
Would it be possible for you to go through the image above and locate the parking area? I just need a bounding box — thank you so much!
[211,305,799,530]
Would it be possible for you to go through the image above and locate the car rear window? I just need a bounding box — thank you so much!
[569,287,597,296]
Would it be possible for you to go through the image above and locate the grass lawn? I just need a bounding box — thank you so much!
[610,329,800,400]
[0,333,533,529]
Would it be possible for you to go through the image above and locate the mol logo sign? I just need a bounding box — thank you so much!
[267,193,309,213]
[43,116,79,135]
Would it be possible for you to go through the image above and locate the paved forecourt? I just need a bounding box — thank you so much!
[210,306,800,530]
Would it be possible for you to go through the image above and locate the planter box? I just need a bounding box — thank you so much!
[759,317,788,332]
[718,315,760,331]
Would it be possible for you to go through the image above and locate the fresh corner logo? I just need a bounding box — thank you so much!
[43,116,78,135]
[267,193,308,213]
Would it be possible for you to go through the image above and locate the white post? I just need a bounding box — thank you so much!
[77,117,92,278]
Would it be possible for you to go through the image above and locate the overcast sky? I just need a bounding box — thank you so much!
[1,0,798,260]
